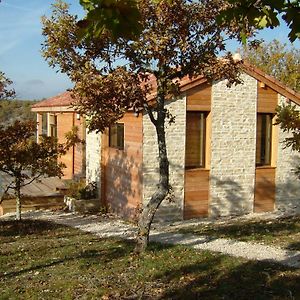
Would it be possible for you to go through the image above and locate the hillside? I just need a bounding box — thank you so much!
[0,99,38,125]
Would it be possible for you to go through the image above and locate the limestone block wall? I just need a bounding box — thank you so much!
[210,74,257,217]
[85,129,101,195]
[142,97,186,221]
[276,96,300,213]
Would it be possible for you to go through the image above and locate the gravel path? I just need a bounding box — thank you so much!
[2,210,300,268]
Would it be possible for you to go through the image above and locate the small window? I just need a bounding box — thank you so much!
[41,113,48,136]
[256,113,272,166]
[185,112,206,168]
[109,123,124,150]
[49,115,57,138]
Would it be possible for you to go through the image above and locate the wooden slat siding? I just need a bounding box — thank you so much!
[184,169,209,219]
[254,167,276,212]
[186,83,212,111]
[37,113,43,142]
[184,84,211,219]
[0,196,64,216]
[73,116,85,177]
[103,113,143,220]
[257,82,278,113]
[101,129,109,207]
[57,113,75,179]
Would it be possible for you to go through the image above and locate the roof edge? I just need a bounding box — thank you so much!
[242,61,300,105]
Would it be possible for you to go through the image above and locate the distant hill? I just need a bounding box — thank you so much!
[0,99,38,126]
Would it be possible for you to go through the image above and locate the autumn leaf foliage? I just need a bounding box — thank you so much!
[42,0,255,251]
[0,120,66,220]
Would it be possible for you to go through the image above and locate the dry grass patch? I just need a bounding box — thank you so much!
[0,219,299,299]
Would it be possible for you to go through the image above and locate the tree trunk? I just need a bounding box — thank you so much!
[135,76,169,253]
[15,180,21,221]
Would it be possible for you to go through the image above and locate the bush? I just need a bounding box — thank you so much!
[65,179,97,200]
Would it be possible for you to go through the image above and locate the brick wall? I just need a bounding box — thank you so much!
[142,97,186,222]
[210,74,257,217]
[275,95,300,213]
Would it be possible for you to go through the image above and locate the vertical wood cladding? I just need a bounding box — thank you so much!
[257,83,278,113]
[184,169,209,218]
[254,167,276,212]
[74,116,85,177]
[254,83,277,212]
[102,113,143,220]
[184,83,212,219]
[186,83,211,111]
[57,113,74,179]
[55,113,85,179]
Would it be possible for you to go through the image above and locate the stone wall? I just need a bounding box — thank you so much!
[85,130,101,195]
[142,97,186,221]
[275,96,300,213]
[209,74,257,217]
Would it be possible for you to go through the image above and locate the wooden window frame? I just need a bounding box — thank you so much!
[41,113,48,136]
[49,115,58,138]
[185,111,207,169]
[109,123,124,150]
[256,113,273,166]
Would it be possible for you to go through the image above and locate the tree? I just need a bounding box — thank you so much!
[241,39,300,92]
[42,0,251,252]
[77,1,300,42]
[0,71,15,100]
[217,0,300,43]
[0,120,66,220]
[276,104,300,178]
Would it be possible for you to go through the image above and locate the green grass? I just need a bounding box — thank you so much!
[1,219,300,299]
[178,215,300,251]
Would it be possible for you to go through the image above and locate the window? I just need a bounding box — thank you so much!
[41,113,48,136]
[109,123,124,150]
[185,112,206,168]
[49,115,57,138]
[256,113,272,166]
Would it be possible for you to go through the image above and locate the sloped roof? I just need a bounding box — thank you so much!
[242,61,300,105]
[32,62,300,112]
[31,91,75,112]
[146,61,300,105]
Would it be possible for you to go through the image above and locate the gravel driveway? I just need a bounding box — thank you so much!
[1,210,300,268]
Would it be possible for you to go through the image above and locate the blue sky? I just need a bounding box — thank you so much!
[0,0,299,100]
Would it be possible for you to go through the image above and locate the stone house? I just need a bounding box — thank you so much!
[32,62,300,221]
[31,92,86,180]
[86,62,300,221]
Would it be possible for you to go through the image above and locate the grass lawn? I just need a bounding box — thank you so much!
[0,219,300,299]
[178,215,300,251]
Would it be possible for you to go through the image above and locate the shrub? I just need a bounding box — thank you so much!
[65,179,97,200]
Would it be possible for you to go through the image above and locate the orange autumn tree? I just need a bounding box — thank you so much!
[42,0,254,252]
[0,121,66,220]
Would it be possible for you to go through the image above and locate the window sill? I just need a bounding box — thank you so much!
[185,167,210,172]
[256,165,276,169]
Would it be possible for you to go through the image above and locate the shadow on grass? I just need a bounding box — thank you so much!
[180,216,300,242]
[0,219,65,237]
[155,256,300,300]
[287,241,300,251]
[2,239,133,279]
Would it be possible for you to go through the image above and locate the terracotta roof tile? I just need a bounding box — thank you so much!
[32,61,300,110]
[32,91,74,108]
